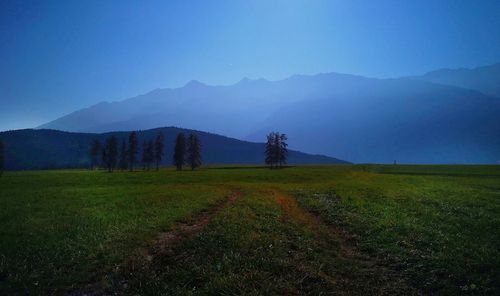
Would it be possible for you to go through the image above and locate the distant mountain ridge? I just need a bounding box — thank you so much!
[409,62,500,98]
[0,127,347,170]
[38,63,500,164]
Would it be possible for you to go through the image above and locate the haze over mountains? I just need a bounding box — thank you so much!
[411,62,500,98]
[39,63,500,164]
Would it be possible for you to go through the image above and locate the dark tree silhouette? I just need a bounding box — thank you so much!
[187,133,202,170]
[101,147,107,169]
[141,141,148,170]
[265,132,277,168]
[0,139,4,176]
[147,140,154,169]
[273,133,281,168]
[173,133,186,171]
[264,132,288,169]
[154,132,164,170]
[278,133,288,168]
[119,139,128,170]
[104,135,118,172]
[142,140,154,170]
[89,139,101,170]
[128,131,138,171]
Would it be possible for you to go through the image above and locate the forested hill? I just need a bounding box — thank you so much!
[0,127,348,170]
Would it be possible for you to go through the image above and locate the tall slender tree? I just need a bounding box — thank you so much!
[101,147,107,169]
[187,133,202,170]
[104,135,118,172]
[154,132,164,170]
[278,133,288,168]
[128,131,138,171]
[273,133,281,168]
[0,138,4,177]
[89,139,101,170]
[265,132,277,168]
[173,133,186,171]
[147,140,154,170]
[141,141,148,170]
[119,139,128,170]
[141,140,155,170]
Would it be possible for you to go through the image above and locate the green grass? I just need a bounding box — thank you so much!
[0,170,230,294]
[0,165,499,294]
[291,165,500,294]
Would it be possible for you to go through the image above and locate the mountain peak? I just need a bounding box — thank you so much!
[185,80,206,88]
[238,77,251,84]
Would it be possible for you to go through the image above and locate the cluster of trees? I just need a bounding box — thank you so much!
[90,131,165,172]
[0,138,4,177]
[0,130,290,175]
[140,134,165,170]
[173,133,202,170]
[89,131,202,172]
[265,132,288,169]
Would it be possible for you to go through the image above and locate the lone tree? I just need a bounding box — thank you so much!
[0,138,4,177]
[128,131,138,171]
[104,135,118,172]
[173,133,186,171]
[187,133,202,170]
[89,139,101,170]
[265,132,288,169]
[119,139,128,170]
[154,132,164,170]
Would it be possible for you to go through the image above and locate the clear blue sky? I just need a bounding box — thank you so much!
[1,0,499,131]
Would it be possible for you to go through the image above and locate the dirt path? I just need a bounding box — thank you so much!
[67,189,416,295]
[65,189,242,296]
[274,190,418,295]
[144,189,241,261]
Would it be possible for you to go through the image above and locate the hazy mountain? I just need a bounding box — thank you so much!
[410,63,500,98]
[0,127,347,170]
[38,77,311,138]
[244,78,500,164]
[38,64,500,164]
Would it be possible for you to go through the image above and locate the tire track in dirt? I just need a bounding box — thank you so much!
[274,190,418,295]
[65,189,242,296]
[144,188,241,261]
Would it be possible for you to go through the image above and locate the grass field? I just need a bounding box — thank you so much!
[0,165,499,294]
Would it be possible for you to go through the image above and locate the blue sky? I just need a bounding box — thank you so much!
[1,0,499,131]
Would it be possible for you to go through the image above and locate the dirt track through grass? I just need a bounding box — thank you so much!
[144,189,242,262]
[107,187,418,295]
[66,190,242,296]
[274,190,417,295]
[2,165,498,294]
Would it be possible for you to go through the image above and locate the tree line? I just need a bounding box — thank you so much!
[0,130,286,176]
[89,131,202,172]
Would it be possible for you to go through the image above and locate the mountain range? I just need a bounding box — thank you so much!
[410,62,500,98]
[0,127,347,170]
[38,63,500,164]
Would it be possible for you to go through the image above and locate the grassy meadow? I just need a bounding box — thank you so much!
[0,165,499,294]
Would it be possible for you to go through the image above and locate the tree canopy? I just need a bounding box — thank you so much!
[173,133,186,171]
[265,132,288,169]
[187,133,202,170]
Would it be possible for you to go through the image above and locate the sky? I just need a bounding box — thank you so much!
[1,0,499,131]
